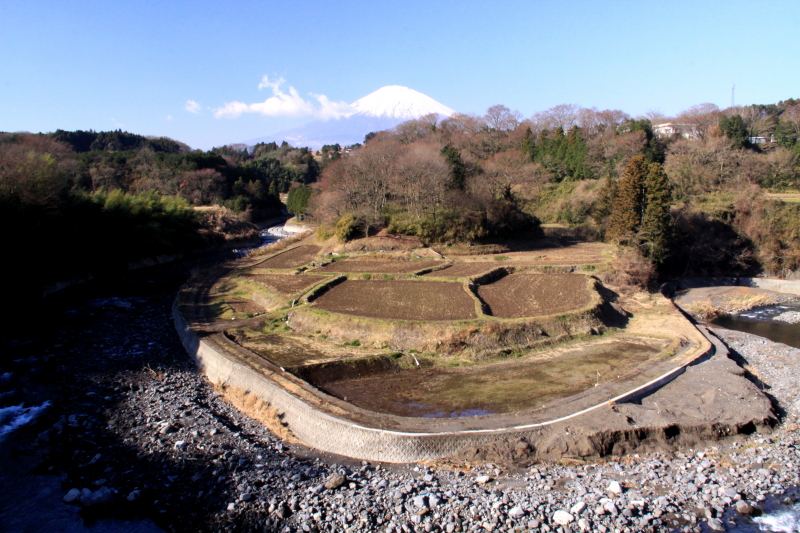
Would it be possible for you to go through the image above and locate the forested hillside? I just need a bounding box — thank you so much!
[0,130,318,301]
[2,97,799,304]
[310,100,800,278]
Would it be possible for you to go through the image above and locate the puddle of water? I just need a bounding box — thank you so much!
[711,301,800,350]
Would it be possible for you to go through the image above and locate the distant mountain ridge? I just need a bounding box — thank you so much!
[244,85,455,149]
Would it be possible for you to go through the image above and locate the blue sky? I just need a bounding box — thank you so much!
[2,0,798,150]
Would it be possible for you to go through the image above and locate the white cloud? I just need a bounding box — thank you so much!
[185,100,202,114]
[213,76,352,120]
[166,114,173,121]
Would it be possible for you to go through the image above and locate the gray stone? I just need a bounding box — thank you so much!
[607,481,623,494]
[63,488,81,503]
[722,487,739,498]
[324,474,346,490]
[127,490,141,502]
[707,517,726,531]
[735,500,755,515]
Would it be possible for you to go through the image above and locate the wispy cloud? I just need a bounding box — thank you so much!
[213,76,352,120]
[166,114,173,121]
[185,100,202,114]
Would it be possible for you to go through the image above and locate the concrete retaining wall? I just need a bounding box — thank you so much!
[173,299,716,463]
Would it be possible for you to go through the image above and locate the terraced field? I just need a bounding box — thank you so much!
[422,262,499,278]
[312,280,476,320]
[239,273,328,295]
[255,245,321,269]
[314,259,443,274]
[478,273,593,318]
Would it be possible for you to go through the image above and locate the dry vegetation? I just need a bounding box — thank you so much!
[422,263,498,278]
[238,273,328,295]
[314,259,444,274]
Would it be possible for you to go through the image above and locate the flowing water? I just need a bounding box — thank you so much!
[711,300,800,532]
[711,301,800,349]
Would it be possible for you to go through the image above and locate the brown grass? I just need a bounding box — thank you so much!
[422,263,499,278]
[215,384,298,443]
[239,273,328,295]
[314,259,443,274]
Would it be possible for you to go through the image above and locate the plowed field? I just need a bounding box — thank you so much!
[478,273,593,318]
[239,273,327,295]
[422,263,498,278]
[313,280,476,320]
[314,260,443,274]
[256,245,321,269]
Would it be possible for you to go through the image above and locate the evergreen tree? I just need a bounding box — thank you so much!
[606,155,647,241]
[719,115,750,149]
[440,146,466,190]
[522,127,534,159]
[641,162,673,263]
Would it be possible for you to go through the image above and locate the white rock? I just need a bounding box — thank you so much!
[553,510,574,526]
[578,518,591,531]
[607,481,623,494]
[475,475,492,484]
[570,501,586,515]
[508,506,525,518]
[63,488,81,503]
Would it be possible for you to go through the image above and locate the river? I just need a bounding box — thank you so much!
[711,301,800,350]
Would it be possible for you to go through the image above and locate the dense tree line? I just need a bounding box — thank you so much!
[0,130,323,304]
[310,98,800,277]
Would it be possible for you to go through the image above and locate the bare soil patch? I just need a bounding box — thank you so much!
[255,245,321,269]
[422,263,498,278]
[313,280,476,321]
[238,273,328,295]
[314,259,443,274]
[478,273,593,318]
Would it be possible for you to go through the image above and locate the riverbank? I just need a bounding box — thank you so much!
[1,264,800,531]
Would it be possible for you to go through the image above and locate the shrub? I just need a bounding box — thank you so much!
[334,213,361,242]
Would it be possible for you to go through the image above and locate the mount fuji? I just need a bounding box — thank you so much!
[244,86,455,149]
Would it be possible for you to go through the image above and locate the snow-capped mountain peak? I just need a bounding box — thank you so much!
[244,86,456,149]
[348,85,455,120]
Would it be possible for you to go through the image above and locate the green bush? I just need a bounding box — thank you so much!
[334,213,361,242]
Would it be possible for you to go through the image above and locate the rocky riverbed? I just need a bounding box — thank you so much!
[1,263,799,532]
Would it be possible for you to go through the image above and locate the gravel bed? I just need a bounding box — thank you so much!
[1,267,799,532]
